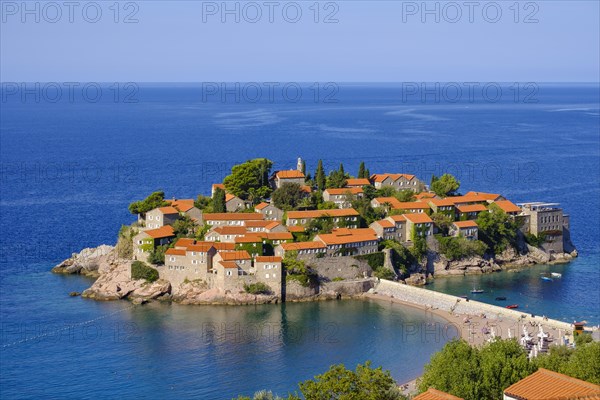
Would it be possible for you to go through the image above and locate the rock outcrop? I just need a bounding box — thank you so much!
[52,245,116,277]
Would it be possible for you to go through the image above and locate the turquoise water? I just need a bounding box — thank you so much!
[426,257,600,326]
[1,83,599,398]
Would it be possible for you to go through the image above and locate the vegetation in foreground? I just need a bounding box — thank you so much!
[418,338,600,400]
[234,362,407,400]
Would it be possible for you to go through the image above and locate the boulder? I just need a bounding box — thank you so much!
[525,244,551,264]
[405,273,427,286]
[52,245,116,277]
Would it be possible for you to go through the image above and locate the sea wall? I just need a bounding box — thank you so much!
[373,279,573,331]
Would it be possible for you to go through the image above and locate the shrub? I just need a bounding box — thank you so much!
[131,261,159,282]
[332,277,344,282]
[525,232,547,247]
[354,252,385,269]
[438,236,487,261]
[374,267,395,280]
[243,282,272,295]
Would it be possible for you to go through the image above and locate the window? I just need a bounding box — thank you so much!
[266,274,269,279]
[226,271,232,276]
[169,256,175,262]
[192,260,198,265]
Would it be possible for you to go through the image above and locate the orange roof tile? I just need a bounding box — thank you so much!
[414,388,464,400]
[316,229,378,245]
[204,213,264,221]
[235,235,264,243]
[165,248,186,256]
[220,250,252,260]
[144,225,175,239]
[212,242,236,251]
[212,183,225,190]
[453,220,478,228]
[219,261,239,269]
[245,220,272,228]
[266,232,293,240]
[174,238,196,248]
[280,242,326,251]
[372,197,402,208]
[504,368,600,400]
[167,199,195,212]
[225,193,240,202]
[265,221,282,230]
[371,173,416,182]
[372,219,395,228]
[464,191,502,201]
[494,200,521,213]
[457,204,487,213]
[428,198,456,207]
[213,226,247,235]
[387,215,407,223]
[255,202,269,210]
[255,256,282,263]
[325,187,364,195]
[345,178,371,187]
[286,209,359,219]
[276,170,305,179]
[448,195,490,205]
[287,226,306,233]
[157,206,180,214]
[186,243,215,252]
[403,213,433,224]
[394,201,430,210]
[415,192,437,199]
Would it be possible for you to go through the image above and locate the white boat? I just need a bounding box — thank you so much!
[551,272,562,278]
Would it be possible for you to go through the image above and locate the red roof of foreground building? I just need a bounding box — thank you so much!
[504,368,600,400]
[494,200,521,214]
[345,178,371,187]
[403,213,433,224]
[276,170,305,179]
[452,220,478,228]
[255,256,282,263]
[167,198,195,212]
[286,209,359,219]
[413,388,464,400]
[144,225,175,239]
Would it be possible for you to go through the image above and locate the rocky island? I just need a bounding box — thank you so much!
[53,158,577,305]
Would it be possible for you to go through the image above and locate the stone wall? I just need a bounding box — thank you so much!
[306,256,372,281]
[373,279,573,331]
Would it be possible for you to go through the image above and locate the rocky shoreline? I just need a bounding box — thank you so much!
[53,241,577,304]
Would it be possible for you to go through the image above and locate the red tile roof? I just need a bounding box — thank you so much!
[212,226,247,235]
[300,185,312,193]
[287,226,306,233]
[453,220,478,228]
[265,221,282,230]
[387,215,407,223]
[394,201,430,210]
[372,219,395,228]
[315,228,378,245]
[157,206,180,214]
[219,261,239,269]
[372,197,401,208]
[286,209,359,219]
[245,220,273,228]
[449,195,491,205]
[504,368,600,400]
[235,234,263,243]
[165,248,186,256]
[403,213,433,224]
[220,250,252,260]
[144,225,175,239]
[225,193,240,202]
[276,170,305,179]
[464,191,502,201]
[255,202,269,210]
[167,199,195,212]
[494,200,521,213]
[174,238,196,248]
[266,232,293,240]
[428,198,456,207]
[212,183,225,190]
[255,256,282,263]
[413,388,464,400]
[345,178,371,187]
[325,187,364,195]
[212,242,236,251]
[371,173,416,182]
[457,204,487,213]
[280,242,326,251]
[416,192,437,200]
[204,213,264,221]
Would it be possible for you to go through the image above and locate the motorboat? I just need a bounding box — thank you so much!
[495,296,507,301]
[541,276,553,282]
[471,289,484,294]
[551,272,562,278]
[506,304,519,309]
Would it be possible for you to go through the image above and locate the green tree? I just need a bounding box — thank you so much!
[315,160,326,191]
[362,185,377,200]
[212,187,227,213]
[476,203,518,254]
[147,244,168,265]
[431,174,460,197]
[431,212,454,235]
[272,182,304,211]
[418,339,482,399]
[128,191,169,215]
[560,342,600,384]
[194,194,212,211]
[327,169,349,189]
[131,261,159,282]
[223,158,273,200]
[438,236,487,260]
[358,161,366,179]
[394,189,415,202]
[300,160,306,176]
[173,215,196,238]
[365,168,370,180]
[299,362,406,400]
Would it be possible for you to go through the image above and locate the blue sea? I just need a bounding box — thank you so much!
[1,83,599,399]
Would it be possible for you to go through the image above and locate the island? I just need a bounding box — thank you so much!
[53,157,578,305]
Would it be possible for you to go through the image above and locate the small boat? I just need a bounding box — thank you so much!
[506,304,519,309]
[551,272,562,278]
[495,296,507,301]
[541,276,553,282]
[471,289,484,294]
[459,295,469,299]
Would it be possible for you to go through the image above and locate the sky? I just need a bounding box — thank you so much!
[1,1,599,82]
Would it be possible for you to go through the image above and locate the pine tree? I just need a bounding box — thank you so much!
[358,162,365,179]
[212,188,227,213]
[339,163,345,175]
[365,168,371,180]
[315,160,326,191]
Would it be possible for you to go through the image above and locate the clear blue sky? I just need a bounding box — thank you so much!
[1,1,599,82]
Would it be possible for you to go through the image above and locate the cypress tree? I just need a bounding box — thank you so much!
[339,163,345,175]
[358,162,366,179]
[315,160,326,191]
[212,188,227,213]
